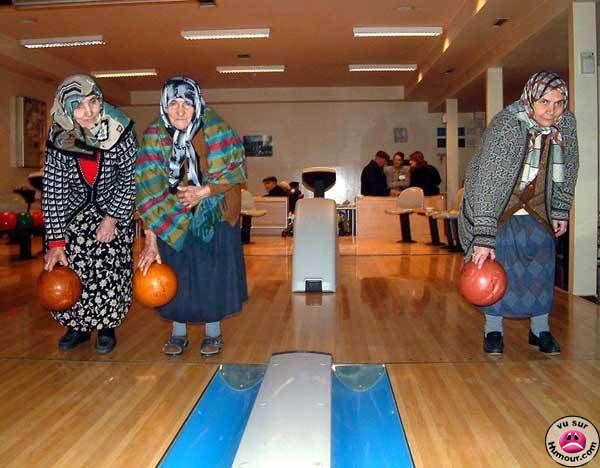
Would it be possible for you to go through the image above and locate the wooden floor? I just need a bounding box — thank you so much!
[0,236,599,467]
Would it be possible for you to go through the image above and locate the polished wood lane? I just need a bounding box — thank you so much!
[0,360,216,468]
[389,360,600,468]
[0,236,598,467]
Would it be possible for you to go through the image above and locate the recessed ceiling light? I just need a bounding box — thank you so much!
[91,68,157,78]
[217,65,285,73]
[348,64,417,72]
[396,6,414,12]
[182,28,270,40]
[353,26,442,37]
[20,35,105,48]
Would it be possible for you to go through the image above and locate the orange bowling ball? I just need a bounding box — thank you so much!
[37,266,83,311]
[458,259,508,307]
[133,263,178,308]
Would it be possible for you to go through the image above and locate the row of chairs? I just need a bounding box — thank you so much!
[385,187,464,251]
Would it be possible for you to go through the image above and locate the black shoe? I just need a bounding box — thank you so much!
[58,328,91,350]
[95,328,116,354]
[483,332,504,354]
[529,331,560,355]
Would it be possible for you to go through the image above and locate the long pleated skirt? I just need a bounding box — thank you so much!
[52,205,134,332]
[482,214,555,318]
[157,221,248,323]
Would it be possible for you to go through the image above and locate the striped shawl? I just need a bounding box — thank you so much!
[136,106,247,251]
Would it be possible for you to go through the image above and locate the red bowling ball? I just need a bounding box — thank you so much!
[31,210,44,228]
[458,259,508,307]
[0,212,17,230]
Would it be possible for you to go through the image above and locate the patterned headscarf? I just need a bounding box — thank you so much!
[512,71,568,190]
[160,76,206,192]
[49,74,130,156]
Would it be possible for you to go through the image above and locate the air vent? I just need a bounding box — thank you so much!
[237,54,251,59]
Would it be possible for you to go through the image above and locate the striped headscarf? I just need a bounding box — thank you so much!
[49,74,130,156]
[160,76,206,192]
[513,71,568,190]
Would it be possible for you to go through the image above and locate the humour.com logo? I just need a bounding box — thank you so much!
[546,416,599,467]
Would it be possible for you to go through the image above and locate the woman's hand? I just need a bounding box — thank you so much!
[471,246,495,269]
[176,185,211,210]
[137,229,161,275]
[553,219,568,238]
[44,246,68,271]
[96,215,117,243]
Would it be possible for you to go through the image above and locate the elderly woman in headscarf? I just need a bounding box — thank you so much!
[42,74,137,354]
[459,71,579,355]
[136,76,247,357]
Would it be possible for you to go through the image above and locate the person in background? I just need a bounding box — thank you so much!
[42,74,137,354]
[278,180,291,195]
[458,71,578,355]
[409,151,441,196]
[360,150,390,196]
[263,176,288,196]
[136,76,247,357]
[288,181,304,214]
[385,151,411,195]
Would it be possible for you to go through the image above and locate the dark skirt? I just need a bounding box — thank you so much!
[482,215,555,318]
[157,221,248,323]
[52,205,134,332]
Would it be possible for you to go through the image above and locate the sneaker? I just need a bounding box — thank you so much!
[58,328,91,351]
[483,331,504,355]
[200,335,224,356]
[529,331,560,355]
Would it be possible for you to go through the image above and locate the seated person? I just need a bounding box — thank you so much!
[384,151,410,195]
[263,176,288,196]
[288,181,304,213]
[360,150,390,196]
[409,151,441,196]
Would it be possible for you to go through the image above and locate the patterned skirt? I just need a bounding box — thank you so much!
[51,205,134,332]
[482,214,555,318]
[157,221,248,324]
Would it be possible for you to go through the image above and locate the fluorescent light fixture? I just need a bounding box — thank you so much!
[353,27,442,37]
[20,35,105,49]
[216,65,285,74]
[182,28,270,40]
[349,64,417,72]
[91,68,158,78]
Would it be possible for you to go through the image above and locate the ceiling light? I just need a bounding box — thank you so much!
[91,68,158,78]
[20,35,105,48]
[182,28,270,40]
[216,65,285,74]
[349,64,417,72]
[353,26,442,37]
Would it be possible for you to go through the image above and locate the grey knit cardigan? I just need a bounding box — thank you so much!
[458,106,579,256]
[42,123,138,244]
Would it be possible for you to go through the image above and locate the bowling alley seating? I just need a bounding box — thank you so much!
[240,189,267,244]
[248,195,288,236]
[384,187,425,243]
[431,187,464,252]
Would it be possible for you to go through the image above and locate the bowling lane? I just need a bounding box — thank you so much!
[388,360,600,467]
[0,360,216,467]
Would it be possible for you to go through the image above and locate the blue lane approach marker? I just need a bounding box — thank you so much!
[160,364,266,468]
[160,356,414,467]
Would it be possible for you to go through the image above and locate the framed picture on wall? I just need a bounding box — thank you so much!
[16,96,47,168]
[243,135,273,157]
